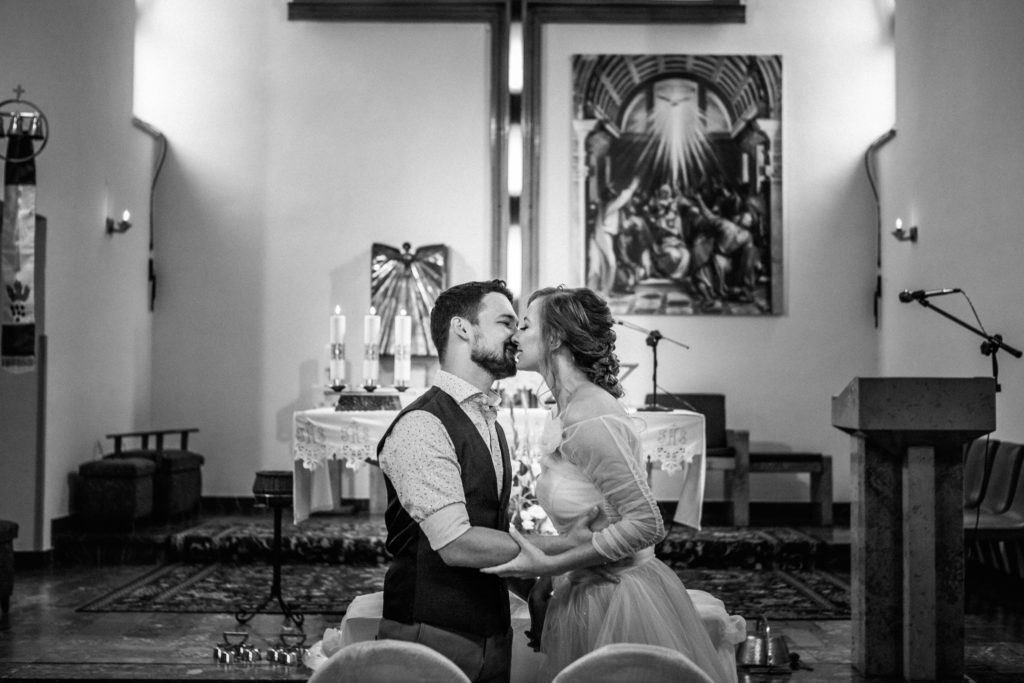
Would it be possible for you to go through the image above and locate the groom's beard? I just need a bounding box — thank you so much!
[471,340,519,380]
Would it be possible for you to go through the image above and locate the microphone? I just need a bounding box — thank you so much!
[898,288,962,303]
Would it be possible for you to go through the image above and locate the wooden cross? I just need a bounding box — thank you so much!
[13,84,25,99]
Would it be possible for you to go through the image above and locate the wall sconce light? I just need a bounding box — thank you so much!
[892,218,917,242]
[106,209,132,235]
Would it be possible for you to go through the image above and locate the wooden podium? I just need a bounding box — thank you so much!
[832,377,996,681]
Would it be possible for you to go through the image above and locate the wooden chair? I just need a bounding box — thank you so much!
[964,437,1001,510]
[646,393,750,526]
[966,441,1024,577]
[976,442,1024,516]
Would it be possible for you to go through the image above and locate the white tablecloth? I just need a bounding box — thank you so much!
[291,404,706,528]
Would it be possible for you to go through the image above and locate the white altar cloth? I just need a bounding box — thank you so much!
[292,405,706,528]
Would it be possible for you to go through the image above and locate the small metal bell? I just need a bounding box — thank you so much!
[28,114,45,140]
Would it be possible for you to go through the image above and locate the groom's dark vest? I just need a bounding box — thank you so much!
[377,386,512,637]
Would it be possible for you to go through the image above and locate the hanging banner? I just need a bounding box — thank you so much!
[1,133,37,372]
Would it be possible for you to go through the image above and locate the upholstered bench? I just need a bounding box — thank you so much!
[77,457,156,526]
[0,519,17,615]
[749,452,833,526]
[105,428,204,523]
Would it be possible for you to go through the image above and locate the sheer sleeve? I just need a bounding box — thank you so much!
[560,414,665,561]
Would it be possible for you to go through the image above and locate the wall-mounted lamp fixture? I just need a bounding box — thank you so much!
[892,218,917,242]
[106,209,132,235]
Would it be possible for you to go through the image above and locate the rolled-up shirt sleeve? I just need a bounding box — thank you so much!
[378,410,471,550]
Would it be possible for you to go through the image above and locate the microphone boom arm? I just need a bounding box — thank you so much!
[914,298,1022,358]
[616,319,690,350]
[614,320,690,411]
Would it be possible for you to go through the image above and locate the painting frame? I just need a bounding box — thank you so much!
[520,2,784,315]
[573,53,783,316]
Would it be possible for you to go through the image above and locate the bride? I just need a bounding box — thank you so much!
[483,286,744,683]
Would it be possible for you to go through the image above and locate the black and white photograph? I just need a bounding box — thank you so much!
[1,2,1023,682]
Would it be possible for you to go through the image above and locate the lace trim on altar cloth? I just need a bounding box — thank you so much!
[650,439,699,474]
[294,438,375,471]
[294,414,377,471]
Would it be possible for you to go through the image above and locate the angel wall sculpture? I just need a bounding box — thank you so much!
[370,242,449,357]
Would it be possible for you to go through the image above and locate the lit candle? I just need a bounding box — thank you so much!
[363,307,381,387]
[394,309,412,387]
[330,305,346,344]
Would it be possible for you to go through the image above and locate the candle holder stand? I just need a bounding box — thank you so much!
[363,343,379,392]
[328,343,346,392]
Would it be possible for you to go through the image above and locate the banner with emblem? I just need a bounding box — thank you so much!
[1,130,38,372]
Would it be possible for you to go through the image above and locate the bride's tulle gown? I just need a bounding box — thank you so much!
[532,400,746,683]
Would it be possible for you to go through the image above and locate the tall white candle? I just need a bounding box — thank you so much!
[740,152,750,184]
[329,305,346,386]
[394,309,412,384]
[363,307,381,384]
[330,305,346,344]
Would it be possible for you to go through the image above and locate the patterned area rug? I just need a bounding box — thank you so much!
[170,516,390,565]
[170,515,837,570]
[78,561,849,620]
[77,562,389,615]
[678,568,850,620]
[658,525,827,570]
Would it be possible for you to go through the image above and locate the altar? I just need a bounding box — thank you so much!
[291,401,707,529]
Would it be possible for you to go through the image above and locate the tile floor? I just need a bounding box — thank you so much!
[1,518,1022,682]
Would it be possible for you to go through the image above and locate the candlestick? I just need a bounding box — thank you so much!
[363,307,381,391]
[328,306,347,390]
[394,309,412,391]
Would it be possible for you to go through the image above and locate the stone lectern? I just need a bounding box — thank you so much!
[832,377,995,682]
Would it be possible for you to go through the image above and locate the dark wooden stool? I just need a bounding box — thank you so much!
[235,470,303,629]
[105,428,204,523]
[77,458,157,528]
[0,519,17,615]
[750,453,833,526]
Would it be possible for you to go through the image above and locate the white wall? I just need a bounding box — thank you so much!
[538,0,895,502]
[878,0,1024,443]
[0,0,153,550]
[135,0,493,494]
[6,0,1022,547]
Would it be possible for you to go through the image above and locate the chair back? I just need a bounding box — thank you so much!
[979,442,1024,515]
[551,643,715,683]
[307,639,470,683]
[647,393,727,448]
[964,437,1000,509]
[1005,448,1024,520]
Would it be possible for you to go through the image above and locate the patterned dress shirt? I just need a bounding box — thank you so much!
[378,370,505,551]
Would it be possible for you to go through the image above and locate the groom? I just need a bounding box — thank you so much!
[376,279,526,683]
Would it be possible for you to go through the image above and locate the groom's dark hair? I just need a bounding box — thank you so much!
[430,279,513,361]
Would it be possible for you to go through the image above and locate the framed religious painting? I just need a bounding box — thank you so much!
[572,53,783,316]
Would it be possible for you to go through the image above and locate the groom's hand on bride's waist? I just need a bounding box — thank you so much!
[564,505,609,548]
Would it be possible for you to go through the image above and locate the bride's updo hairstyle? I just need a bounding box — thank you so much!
[528,286,624,398]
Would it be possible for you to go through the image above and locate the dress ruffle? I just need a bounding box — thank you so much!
[537,553,744,682]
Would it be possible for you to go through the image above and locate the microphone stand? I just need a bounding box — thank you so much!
[616,320,690,411]
[912,298,1021,392]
